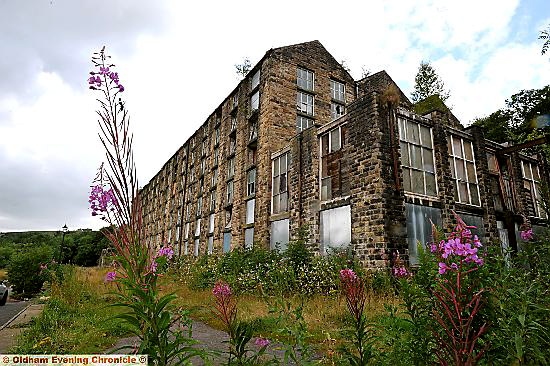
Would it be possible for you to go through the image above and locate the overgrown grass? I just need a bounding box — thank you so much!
[12,266,129,354]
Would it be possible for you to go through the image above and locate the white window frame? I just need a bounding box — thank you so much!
[226,180,234,204]
[399,118,438,197]
[247,168,256,196]
[272,153,289,214]
[297,92,314,116]
[330,80,345,102]
[296,116,314,132]
[448,135,480,206]
[194,218,201,237]
[330,102,345,121]
[251,69,260,90]
[227,157,235,178]
[297,67,314,91]
[522,160,546,218]
[250,90,259,111]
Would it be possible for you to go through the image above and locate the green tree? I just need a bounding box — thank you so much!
[411,61,450,103]
[540,24,549,56]
[235,57,251,78]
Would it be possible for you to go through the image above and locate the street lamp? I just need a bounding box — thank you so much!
[60,224,68,263]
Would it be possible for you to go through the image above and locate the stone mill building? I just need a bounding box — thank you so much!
[139,40,548,268]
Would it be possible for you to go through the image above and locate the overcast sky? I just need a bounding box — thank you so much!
[0,0,549,232]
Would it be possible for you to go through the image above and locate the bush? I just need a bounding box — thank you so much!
[7,245,53,296]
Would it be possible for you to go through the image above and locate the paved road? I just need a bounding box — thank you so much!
[0,301,28,328]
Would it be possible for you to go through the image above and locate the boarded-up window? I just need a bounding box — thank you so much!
[405,203,442,265]
[320,205,351,254]
[271,219,289,251]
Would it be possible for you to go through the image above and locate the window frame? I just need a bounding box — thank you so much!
[448,135,480,206]
[272,152,289,214]
[297,67,314,91]
[521,160,546,218]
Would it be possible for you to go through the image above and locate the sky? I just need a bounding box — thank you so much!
[0,0,549,232]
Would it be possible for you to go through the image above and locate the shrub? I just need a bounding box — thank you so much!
[8,244,53,296]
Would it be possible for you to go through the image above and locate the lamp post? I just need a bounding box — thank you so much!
[60,224,68,263]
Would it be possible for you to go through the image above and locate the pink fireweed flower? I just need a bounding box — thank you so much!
[157,246,174,259]
[339,268,357,282]
[212,282,232,299]
[99,66,109,75]
[117,84,125,92]
[520,229,534,241]
[105,271,116,282]
[254,337,270,348]
[438,262,450,275]
[109,71,119,83]
[392,266,412,278]
[89,185,117,216]
[150,260,158,273]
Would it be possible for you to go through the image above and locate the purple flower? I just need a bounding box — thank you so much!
[212,282,232,299]
[254,337,270,348]
[438,262,450,275]
[99,66,110,75]
[105,271,116,282]
[392,266,412,278]
[117,84,124,92]
[109,72,119,83]
[150,260,158,273]
[339,268,357,282]
[89,185,117,217]
[157,246,174,259]
[520,229,534,241]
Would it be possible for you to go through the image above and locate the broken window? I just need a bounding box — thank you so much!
[272,153,289,214]
[247,168,256,196]
[297,92,314,116]
[331,102,345,120]
[320,205,351,254]
[448,135,480,205]
[522,160,546,218]
[271,219,289,251]
[320,126,349,201]
[399,118,437,197]
[405,203,442,265]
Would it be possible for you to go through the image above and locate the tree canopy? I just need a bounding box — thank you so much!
[410,61,451,103]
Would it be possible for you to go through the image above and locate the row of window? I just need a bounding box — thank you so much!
[296,67,347,132]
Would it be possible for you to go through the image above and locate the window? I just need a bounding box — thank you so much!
[296,116,313,132]
[196,196,202,215]
[232,93,238,109]
[200,159,206,175]
[227,157,235,178]
[522,160,546,218]
[207,236,214,254]
[245,228,254,250]
[210,191,216,211]
[399,118,437,197]
[225,209,232,228]
[195,218,201,237]
[194,238,199,256]
[320,126,348,201]
[270,219,289,251]
[448,135,480,205]
[211,168,218,187]
[246,199,255,224]
[297,68,314,91]
[405,203,442,265]
[175,226,181,243]
[209,213,215,234]
[184,222,190,240]
[330,80,345,102]
[223,232,231,253]
[215,127,220,145]
[226,180,234,204]
[201,140,207,156]
[230,116,237,132]
[249,122,258,141]
[250,91,259,111]
[247,169,256,196]
[213,147,219,166]
[251,69,260,90]
[297,92,314,116]
[320,205,351,254]
[272,153,289,214]
[330,102,345,120]
[229,136,236,156]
